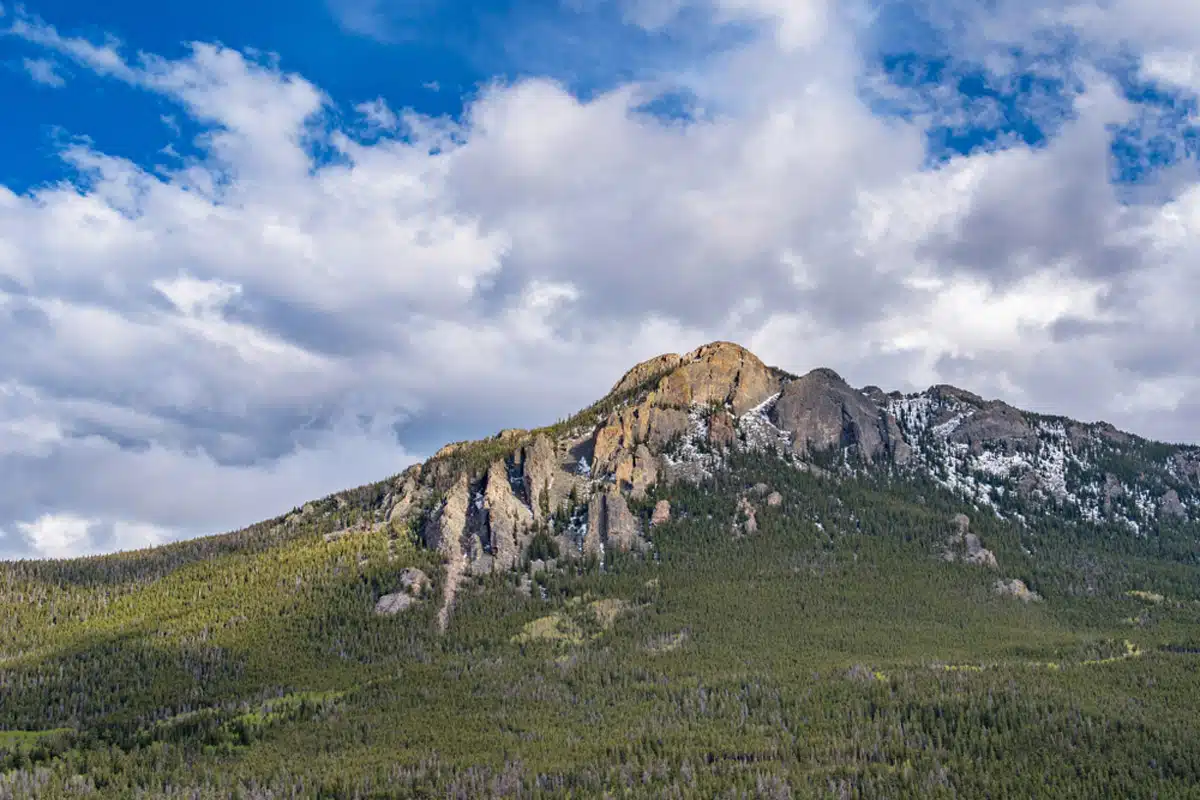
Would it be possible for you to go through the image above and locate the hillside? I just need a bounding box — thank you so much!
[2,341,1199,798]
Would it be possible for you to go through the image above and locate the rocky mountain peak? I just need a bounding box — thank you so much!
[363,340,1198,629]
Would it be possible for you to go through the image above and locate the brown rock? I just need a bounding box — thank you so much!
[593,404,689,474]
[766,491,783,507]
[609,353,686,396]
[708,409,737,449]
[651,499,672,527]
[655,342,780,415]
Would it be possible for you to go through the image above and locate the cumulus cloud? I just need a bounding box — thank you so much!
[3,1,1200,557]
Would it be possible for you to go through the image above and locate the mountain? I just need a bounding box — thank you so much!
[2,341,1199,798]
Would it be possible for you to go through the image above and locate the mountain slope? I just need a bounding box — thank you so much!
[2,341,1199,798]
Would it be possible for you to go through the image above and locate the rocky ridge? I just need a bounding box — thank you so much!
[314,341,1199,629]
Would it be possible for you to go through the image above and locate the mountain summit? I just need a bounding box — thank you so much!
[312,341,1200,629]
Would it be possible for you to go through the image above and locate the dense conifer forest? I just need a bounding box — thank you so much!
[2,450,1199,797]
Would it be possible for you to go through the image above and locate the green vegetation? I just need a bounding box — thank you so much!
[2,451,1199,797]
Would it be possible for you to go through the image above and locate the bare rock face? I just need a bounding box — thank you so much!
[655,342,781,415]
[708,409,737,450]
[609,353,686,396]
[651,499,672,527]
[585,490,642,555]
[521,434,562,520]
[386,464,425,528]
[613,444,660,499]
[770,368,907,463]
[995,578,1041,602]
[483,460,534,571]
[593,343,780,481]
[1102,473,1125,515]
[593,405,690,475]
[425,474,469,559]
[945,400,1035,454]
[1172,452,1200,485]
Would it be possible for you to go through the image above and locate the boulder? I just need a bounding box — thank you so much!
[398,567,429,596]
[650,499,672,527]
[766,491,783,508]
[994,578,1041,602]
[375,593,416,615]
[944,514,997,569]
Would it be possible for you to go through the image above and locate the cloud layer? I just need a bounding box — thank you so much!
[3,1,1200,557]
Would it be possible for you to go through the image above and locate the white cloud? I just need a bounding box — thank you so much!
[15,514,92,559]
[3,2,1200,557]
[22,56,65,87]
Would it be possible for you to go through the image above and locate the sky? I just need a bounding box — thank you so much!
[2,0,1200,559]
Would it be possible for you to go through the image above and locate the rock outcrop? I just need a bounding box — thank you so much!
[995,578,1041,602]
[944,514,998,569]
[585,490,642,555]
[1159,489,1186,519]
[708,409,737,450]
[613,443,660,499]
[386,465,424,528]
[609,353,686,396]
[374,567,430,616]
[374,593,416,615]
[770,368,907,463]
[655,342,781,415]
[733,497,758,536]
[338,339,1197,635]
[483,460,534,571]
[592,342,780,480]
[427,476,471,631]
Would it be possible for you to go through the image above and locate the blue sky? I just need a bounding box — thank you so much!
[3,0,1200,558]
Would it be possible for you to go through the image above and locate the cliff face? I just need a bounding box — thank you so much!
[364,340,1199,629]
